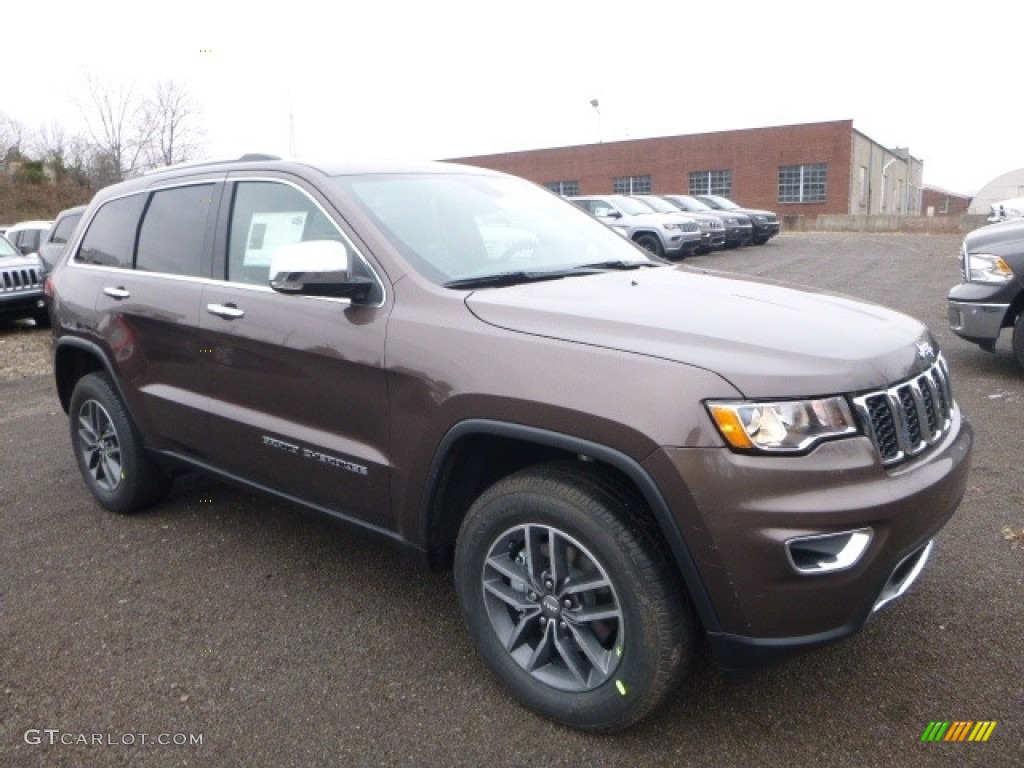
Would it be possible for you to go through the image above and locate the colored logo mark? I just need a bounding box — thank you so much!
[920,721,997,742]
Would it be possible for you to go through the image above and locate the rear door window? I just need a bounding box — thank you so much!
[136,184,214,277]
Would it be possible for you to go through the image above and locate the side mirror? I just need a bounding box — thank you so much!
[269,240,374,302]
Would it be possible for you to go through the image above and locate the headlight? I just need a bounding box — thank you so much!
[707,396,858,454]
[965,252,1014,283]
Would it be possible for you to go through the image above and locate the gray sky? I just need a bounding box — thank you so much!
[5,0,1022,195]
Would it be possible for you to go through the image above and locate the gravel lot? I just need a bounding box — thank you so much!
[0,321,50,381]
[1,232,1020,767]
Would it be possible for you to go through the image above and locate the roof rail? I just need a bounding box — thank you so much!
[143,153,283,176]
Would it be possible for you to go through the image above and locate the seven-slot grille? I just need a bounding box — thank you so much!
[1,265,42,293]
[851,357,953,466]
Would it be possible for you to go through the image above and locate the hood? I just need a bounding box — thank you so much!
[737,207,777,220]
[965,218,1024,253]
[0,252,44,271]
[465,266,932,398]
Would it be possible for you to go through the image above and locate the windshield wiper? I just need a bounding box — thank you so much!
[444,261,661,290]
[444,270,575,290]
[571,260,661,271]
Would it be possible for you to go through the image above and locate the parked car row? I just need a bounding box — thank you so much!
[0,207,86,326]
[566,193,779,258]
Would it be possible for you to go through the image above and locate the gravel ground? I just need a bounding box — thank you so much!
[0,322,51,381]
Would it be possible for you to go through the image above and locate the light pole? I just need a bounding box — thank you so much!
[590,99,602,143]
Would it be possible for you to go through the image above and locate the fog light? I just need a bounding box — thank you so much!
[786,529,872,574]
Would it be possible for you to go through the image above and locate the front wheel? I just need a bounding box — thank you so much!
[1012,312,1024,370]
[68,372,171,514]
[454,464,693,730]
[633,233,664,258]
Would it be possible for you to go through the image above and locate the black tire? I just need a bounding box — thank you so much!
[1013,312,1024,370]
[68,371,171,514]
[633,233,664,258]
[454,463,693,731]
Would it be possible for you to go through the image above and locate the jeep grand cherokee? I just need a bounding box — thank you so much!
[48,156,972,731]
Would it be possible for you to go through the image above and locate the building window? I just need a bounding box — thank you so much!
[689,170,732,197]
[544,180,579,196]
[612,175,651,194]
[778,163,827,203]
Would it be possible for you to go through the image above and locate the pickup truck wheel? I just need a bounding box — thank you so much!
[454,465,692,730]
[633,233,664,258]
[1013,312,1024,370]
[69,372,171,514]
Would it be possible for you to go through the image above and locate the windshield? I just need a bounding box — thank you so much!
[634,196,678,214]
[703,195,740,210]
[615,197,656,216]
[335,173,657,285]
[667,195,713,212]
[0,236,19,258]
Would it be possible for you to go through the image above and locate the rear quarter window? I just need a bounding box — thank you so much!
[50,213,83,245]
[77,195,146,269]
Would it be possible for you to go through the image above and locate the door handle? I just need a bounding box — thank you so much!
[206,303,245,319]
[103,286,130,299]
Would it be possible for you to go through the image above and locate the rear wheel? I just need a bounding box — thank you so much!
[454,464,693,730]
[69,372,171,514]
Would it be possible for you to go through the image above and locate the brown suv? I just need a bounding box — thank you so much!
[48,156,973,731]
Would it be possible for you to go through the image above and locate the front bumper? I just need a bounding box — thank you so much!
[724,225,754,247]
[947,280,1016,347]
[665,231,704,256]
[752,220,780,240]
[643,408,973,671]
[0,292,47,320]
[948,300,1010,344]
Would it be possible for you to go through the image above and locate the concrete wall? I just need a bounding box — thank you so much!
[782,213,989,234]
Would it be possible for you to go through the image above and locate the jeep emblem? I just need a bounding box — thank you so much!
[916,340,935,361]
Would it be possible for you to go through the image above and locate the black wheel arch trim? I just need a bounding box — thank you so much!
[422,418,723,634]
[54,336,129,414]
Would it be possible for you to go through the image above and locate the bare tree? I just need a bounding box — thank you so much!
[145,79,203,168]
[79,75,155,183]
[0,112,25,161]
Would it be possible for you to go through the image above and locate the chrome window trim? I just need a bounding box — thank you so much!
[66,174,387,309]
[222,175,387,309]
[68,178,225,272]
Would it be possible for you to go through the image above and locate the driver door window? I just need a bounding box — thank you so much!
[227,181,354,286]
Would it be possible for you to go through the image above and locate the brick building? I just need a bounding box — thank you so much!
[449,119,923,218]
[921,185,971,217]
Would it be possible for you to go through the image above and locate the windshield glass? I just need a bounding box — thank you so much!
[635,196,678,214]
[0,236,19,258]
[335,173,656,285]
[704,195,740,210]
[668,195,713,211]
[615,197,656,216]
